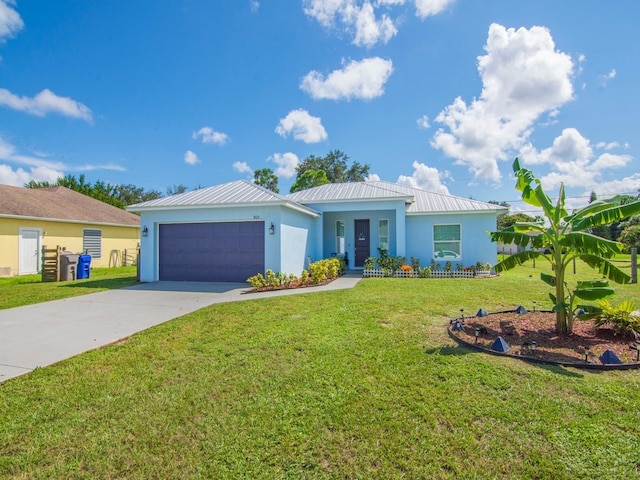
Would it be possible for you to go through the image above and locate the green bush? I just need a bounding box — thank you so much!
[266,269,280,288]
[594,299,640,337]
[247,273,267,289]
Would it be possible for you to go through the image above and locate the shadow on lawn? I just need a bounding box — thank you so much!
[426,343,585,378]
[62,277,139,290]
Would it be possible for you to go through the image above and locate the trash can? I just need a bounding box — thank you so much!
[60,253,79,281]
[77,254,92,279]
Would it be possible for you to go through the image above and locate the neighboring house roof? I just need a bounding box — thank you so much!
[0,184,140,227]
[288,180,507,214]
[127,180,320,217]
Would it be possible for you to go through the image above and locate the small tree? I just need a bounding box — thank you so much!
[253,168,279,193]
[490,158,640,334]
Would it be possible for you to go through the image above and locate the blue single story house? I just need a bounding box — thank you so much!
[127,180,507,283]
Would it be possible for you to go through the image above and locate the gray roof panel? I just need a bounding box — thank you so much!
[130,180,289,209]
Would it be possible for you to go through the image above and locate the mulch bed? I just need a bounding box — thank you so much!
[454,311,640,365]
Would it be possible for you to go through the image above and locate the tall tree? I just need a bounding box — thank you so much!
[253,168,279,193]
[166,184,189,196]
[290,169,330,193]
[25,175,162,208]
[490,158,640,334]
[295,150,370,184]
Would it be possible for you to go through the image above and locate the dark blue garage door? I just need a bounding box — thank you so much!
[159,221,265,282]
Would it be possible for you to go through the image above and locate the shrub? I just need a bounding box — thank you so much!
[247,273,267,289]
[266,269,280,288]
[364,257,376,270]
[300,269,310,285]
[410,256,421,272]
[594,300,640,337]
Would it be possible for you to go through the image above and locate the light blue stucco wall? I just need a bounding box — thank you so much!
[303,199,407,269]
[405,212,499,268]
[279,208,318,275]
[137,205,315,282]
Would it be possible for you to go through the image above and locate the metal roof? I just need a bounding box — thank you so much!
[288,180,507,214]
[127,180,319,216]
[286,182,413,203]
[127,179,506,216]
[366,181,507,214]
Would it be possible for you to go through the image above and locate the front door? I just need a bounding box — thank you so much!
[354,219,370,267]
[19,228,41,275]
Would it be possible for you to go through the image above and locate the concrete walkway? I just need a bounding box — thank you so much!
[0,273,362,383]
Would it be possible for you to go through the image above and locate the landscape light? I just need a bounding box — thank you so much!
[584,345,591,363]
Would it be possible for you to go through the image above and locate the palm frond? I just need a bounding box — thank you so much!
[579,254,631,284]
[511,222,546,234]
[561,232,622,258]
[489,230,537,248]
[572,199,640,231]
[494,250,542,273]
[564,198,624,224]
[554,183,567,225]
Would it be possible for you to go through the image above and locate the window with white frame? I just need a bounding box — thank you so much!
[336,220,345,255]
[83,228,102,258]
[379,219,389,252]
[433,224,461,259]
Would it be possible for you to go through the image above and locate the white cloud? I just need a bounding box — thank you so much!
[598,68,616,87]
[250,0,259,13]
[397,161,450,194]
[366,172,381,181]
[0,0,23,41]
[596,141,621,150]
[184,150,199,165]
[0,88,93,122]
[233,161,253,175]
[300,57,393,100]
[0,164,63,186]
[275,109,328,143]
[233,161,252,174]
[268,152,299,178]
[589,152,631,171]
[192,126,229,145]
[518,128,633,191]
[303,0,451,46]
[352,2,397,47]
[0,134,126,185]
[303,0,397,47]
[587,174,640,199]
[416,114,430,129]
[414,0,454,19]
[431,24,574,183]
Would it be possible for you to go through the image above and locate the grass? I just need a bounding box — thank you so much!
[0,261,639,478]
[0,266,139,310]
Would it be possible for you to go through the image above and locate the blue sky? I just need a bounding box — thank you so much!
[1,0,638,213]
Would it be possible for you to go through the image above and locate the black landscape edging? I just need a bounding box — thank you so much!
[447,311,640,371]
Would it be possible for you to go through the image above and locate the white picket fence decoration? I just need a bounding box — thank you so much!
[362,269,491,279]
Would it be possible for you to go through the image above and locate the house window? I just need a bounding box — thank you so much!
[83,229,102,258]
[336,220,345,254]
[433,224,461,259]
[379,219,389,252]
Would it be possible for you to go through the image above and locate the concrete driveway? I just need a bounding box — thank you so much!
[0,274,361,383]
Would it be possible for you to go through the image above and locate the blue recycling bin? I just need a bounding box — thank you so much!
[77,254,92,279]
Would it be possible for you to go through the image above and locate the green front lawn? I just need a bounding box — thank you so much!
[1,262,638,478]
[0,266,139,310]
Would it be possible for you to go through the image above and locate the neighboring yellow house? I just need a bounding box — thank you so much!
[0,185,140,276]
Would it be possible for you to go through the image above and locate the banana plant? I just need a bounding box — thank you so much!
[490,158,640,334]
